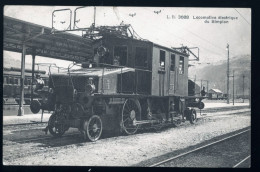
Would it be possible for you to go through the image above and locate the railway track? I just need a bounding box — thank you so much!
[3,109,250,144]
[3,107,250,127]
[12,132,81,144]
[3,132,83,162]
[149,128,250,167]
[3,121,48,127]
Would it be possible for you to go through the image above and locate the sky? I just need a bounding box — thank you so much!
[4,6,251,71]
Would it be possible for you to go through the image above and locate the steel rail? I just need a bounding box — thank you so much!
[233,155,251,168]
[9,132,80,144]
[3,121,48,127]
[149,128,251,167]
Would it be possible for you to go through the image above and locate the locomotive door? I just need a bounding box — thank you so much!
[159,71,165,96]
[169,54,176,94]
[159,50,166,96]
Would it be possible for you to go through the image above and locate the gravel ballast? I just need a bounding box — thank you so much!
[3,108,250,166]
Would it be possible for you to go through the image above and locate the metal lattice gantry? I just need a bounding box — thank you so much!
[3,16,94,116]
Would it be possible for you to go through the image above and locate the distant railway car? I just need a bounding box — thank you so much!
[188,79,201,96]
[3,67,48,105]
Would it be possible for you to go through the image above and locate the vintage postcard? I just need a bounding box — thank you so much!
[3,6,251,167]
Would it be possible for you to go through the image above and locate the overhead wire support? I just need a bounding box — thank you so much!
[227,43,230,104]
[234,8,251,25]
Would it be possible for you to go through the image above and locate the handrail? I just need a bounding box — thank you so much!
[67,63,76,91]
[101,67,105,94]
[97,62,152,73]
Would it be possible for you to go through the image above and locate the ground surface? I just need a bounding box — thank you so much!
[156,129,250,167]
[3,106,250,166]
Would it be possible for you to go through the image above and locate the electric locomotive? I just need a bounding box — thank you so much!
[41,8,205,141]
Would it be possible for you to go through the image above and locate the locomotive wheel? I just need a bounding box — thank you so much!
[121,98,141,135]
[189,109,197,124]
[48,113,66,137]
[83,115,103,142]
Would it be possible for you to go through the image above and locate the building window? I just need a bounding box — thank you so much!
[170,54,176,71]
[4,76,7,84]
[45,79,48,86]
[135,47,148,68]
[9,77,14,84]
[24,78,28,85]
[28,79,31,85]
[114,46,127,66]
[179,56,184,74]
[14,78,19,85]
[159,50,166,70]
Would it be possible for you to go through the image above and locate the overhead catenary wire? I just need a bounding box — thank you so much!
[141,7,238,57]
[234,8,251,25]
[118,8,226,62]
[134,8,231,58]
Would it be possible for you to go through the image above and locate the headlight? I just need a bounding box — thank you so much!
[97,46,108,56]
[73,89,78,95]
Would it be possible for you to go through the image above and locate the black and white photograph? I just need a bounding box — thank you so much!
[3,5,251,167]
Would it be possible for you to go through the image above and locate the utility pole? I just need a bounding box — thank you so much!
[201,80,202,91]
[207,80,209,96]
[31,49,36,103]
[242,75,245,103]
[18,44,26,116]
[233,70,235,105]
[226,44,230,104]
[228,71,234,105]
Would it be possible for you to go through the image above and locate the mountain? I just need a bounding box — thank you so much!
[3,52,45,71]
[189,54,251,96]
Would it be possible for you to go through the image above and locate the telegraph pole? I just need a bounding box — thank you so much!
[242,75,245,103]
[226,44,230,104]
[207,80,209,96]
[233,70,235,105]
[200,80,202,91]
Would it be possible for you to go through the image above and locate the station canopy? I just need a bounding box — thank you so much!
[3,16,94,62]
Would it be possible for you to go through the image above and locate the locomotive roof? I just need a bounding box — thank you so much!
[100,35,189,57]
[53,67,135,77]
[153,43,189,57]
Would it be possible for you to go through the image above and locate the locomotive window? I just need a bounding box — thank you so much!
[135,47,148,68]
[179,56,184,74]
[94,48,97,55]
[114,46,127,66]
[170,54,176,71]
[160,50,166,70]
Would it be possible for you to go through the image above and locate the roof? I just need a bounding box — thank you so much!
[3,70,48,77]
[55,67,135,77]
[209,89,223,94]
[153,43,189,57]
[4,16,93,62]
